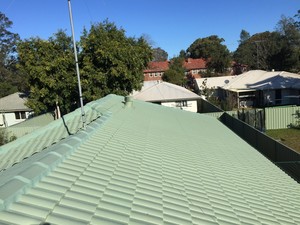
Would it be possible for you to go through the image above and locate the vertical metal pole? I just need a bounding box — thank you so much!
[67,0,86,128]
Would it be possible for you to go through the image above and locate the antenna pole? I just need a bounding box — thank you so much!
[67,0,86,128]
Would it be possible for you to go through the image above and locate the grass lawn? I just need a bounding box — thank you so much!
[266,128,300,153]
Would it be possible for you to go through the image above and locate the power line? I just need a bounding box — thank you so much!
[3,0,16,13]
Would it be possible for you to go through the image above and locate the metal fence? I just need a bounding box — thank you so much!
[265,106,300,130]
[237,108,265,131]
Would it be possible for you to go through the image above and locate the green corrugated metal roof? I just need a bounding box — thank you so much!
[0,94,299,225]
[5,113,55,138]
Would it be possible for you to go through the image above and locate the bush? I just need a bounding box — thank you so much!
[289,110,300,129]
[0,129,16,146]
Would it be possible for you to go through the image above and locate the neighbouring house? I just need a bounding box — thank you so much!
[221,70,300,108]
[132,81,201,112]
[0,94,300,224]
[194,75,237,99]
[231,62,248,75]
[143,59,247,83]
[0,92,33,127]
[143,58,208,82]
[183,58,207,79]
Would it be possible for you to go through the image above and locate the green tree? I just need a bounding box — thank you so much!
[0,12,23,97]
[162,57,185,85]
[234,11,300,72]
[187,35,231,74]
[17,30,78,115]
[152,47,168,61]
[80,20,152,101]
[239,29,250,44]
[275,15,300,72]
[234,31,281,70]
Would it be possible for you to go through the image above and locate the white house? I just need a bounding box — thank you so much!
[195,75,237,99]
[221,70,300,108]
[132,81,201,112]
[0,92,33,127]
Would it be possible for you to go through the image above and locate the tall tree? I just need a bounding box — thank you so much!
[234,12,300,72]
[152,47,168,61]
[0,12,21,97]
[239,29,250,44]
[17,30,78,115]
[234,31,281,70]
[187,35,231,74]
[275,15,300,72]
[80,20,152,101]
[162,57,185,85]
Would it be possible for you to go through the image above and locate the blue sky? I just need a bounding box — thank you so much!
[2,0,299,58]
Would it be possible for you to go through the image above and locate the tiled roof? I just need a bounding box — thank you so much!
[0,94,300,225]
[223,70,300,91]
[0,92,31,112]
[144,58,208,74]
[132,81,201,102]
[0,95,116,171]
[184,58,207,70]
[144,61,169,72]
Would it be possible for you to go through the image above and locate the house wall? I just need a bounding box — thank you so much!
[161,100,198,112]
[0,111,32,127]
[263,90,275,106]
[143,72,163,81]
[264,89,300,106]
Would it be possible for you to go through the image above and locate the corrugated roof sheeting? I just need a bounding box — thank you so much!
[0,95,300,225]
[0,92,31,112]
[132,81,200,102]
[223,70,300,90]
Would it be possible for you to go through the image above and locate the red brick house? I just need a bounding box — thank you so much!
[183,58,207,79]
[143,58,247,82]
[143,58,208,81]
[143,61,169,81]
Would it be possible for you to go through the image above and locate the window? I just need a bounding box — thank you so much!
[15,111,26,120]
[175,101,188,108]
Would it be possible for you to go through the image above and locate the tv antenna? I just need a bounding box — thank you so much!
[67,0,86,129]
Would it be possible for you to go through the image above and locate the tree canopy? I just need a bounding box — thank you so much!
[0,12,23,97]
[234,12,300,72]
[162,57,185,85]
[18,21,152,115]
[17,31,78,115]
[187,35,231,74]
[80,21,152,102]
[152,47,168,61]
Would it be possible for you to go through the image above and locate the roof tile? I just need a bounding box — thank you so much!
[0,95,300,224]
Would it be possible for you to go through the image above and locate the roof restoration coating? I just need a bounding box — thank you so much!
[0,94,299,225]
